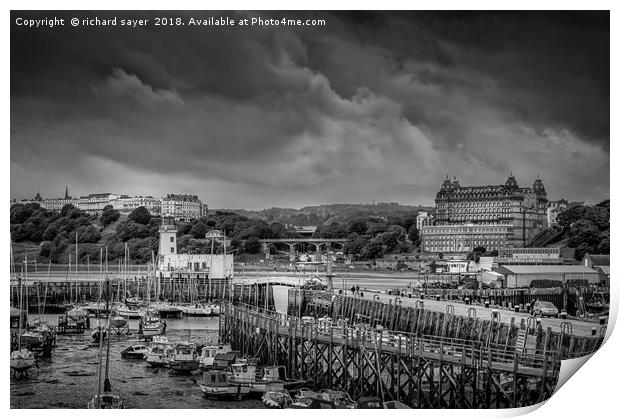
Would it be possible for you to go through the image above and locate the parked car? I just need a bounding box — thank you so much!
[533,301,559,318]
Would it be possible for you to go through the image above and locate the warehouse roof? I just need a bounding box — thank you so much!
[496,265,598,274]
[585,254,610,266]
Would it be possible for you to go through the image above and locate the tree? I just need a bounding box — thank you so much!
[60,204,79,217]
[407,225,420,247]
[473,246,486,254]
[100,205,120,227]
[244,236,261,254]
[128,206,151,225]
[77,225,101,243]
[189,222,208,239]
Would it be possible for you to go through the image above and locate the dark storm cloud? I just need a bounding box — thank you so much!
[10,11,609,208]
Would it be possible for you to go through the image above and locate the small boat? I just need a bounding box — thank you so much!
[115,305,142,319]
[356,397,410,409]
[230,360,305,393]
[10,274,35,375]
[168,342,200,372]
[210,304,221,316]
[198,370,251,400]
[140,309,164,338]
[262,383,293,408]
[199,344,232,370]
[121,344,149,359]
[91,323,108,343]
[144,338,173,367]
[152,302,183,318]
[290,389,356,409]
[10,349,35,374]
[83,302,109,317]
[88,277,124,409]
[110,316,128,328]
[212,351,241,370]
[185,303,212,317]
[67,307,89,320]
[585,291,609,314]
[87,393,124,409]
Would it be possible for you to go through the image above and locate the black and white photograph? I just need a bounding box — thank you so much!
[8,8,611,411]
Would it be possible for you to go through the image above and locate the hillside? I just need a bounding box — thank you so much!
[226,202,433,226]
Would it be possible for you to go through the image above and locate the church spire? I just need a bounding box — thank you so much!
[64,185,70,199]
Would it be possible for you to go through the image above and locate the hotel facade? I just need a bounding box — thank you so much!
[421,174,548,253]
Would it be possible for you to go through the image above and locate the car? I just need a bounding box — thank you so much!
[533,301,559,318]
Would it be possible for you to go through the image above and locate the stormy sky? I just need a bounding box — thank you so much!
[11,11,609,209]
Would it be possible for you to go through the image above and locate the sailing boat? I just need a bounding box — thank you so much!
[88,278,124,409]
[10,273,35,375]
[140,261,164,338]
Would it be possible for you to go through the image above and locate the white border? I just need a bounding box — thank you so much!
[3,2,617,419]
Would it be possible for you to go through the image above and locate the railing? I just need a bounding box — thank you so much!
[226,303,558,372]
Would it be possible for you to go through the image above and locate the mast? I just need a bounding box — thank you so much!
[76,230,79,303]
[24,254,29,318]
[104,277,112,393]
[18,268,23,350]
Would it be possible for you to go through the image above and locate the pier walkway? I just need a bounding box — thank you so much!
[220,303,559,408]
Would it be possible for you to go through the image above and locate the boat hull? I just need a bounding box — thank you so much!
[199,383,251,400]
[169,360,200,372]
[10,357,35,372]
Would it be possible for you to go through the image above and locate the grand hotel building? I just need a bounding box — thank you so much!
[421,174,548,253]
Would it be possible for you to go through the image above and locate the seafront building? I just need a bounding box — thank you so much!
[11,188,206,222]
[421,174,549,253]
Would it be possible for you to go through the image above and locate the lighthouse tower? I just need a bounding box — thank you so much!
[159,215,178,258]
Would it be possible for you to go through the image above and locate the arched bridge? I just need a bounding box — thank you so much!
[258,238,347,261]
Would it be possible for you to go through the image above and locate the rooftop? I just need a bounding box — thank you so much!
[495,265,598,275]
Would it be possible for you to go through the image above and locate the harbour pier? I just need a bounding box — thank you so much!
[219,302,559,408]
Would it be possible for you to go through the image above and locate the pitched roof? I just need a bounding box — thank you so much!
[497,265,598,275]
[585,254,610,266]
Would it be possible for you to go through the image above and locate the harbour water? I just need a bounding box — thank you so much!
[10,314,263,409]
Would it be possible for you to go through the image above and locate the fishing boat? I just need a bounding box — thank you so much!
[185,303,212,317]
[10,274,36,376]
[121,344,149,359]
[88,277,124,409]
[199,343,232,370]
[198,370,251,400]
[262,383,293,408]
[83,301,109,317]
[144,337,173,367]
[168,342,200,372]
[229,360,305,393]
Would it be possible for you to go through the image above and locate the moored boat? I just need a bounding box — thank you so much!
[140,309,164,338]
[10,349,35,374]
[152,302,183,318]
[115,305,142,319]
[144,337,173,367]
[168,342,200,372]
[262,383,293,408]
[110,316,128,328]
[199,344,232,370]
[229,360,304,393]
[185,303,212,317]
[198,370,251,400]
[121,344,149,359]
